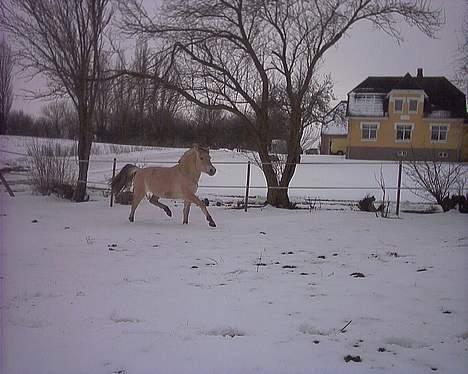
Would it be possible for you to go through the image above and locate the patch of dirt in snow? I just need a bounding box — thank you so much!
[205,327,246,338]
[344,354,362,363]
[110,311,141,324]
[9,317,46,329]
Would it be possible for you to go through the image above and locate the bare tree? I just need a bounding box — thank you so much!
[404,159,467,212]
[302,89,346,152]
[374,166,390,217]
[454,0,467,100]
[119,0,442,207]
[143,53,183,143]
[0,0,113,201]
[193,107,226,146]
[41,100,75,139]
[109,55,136,141]
[103,42,182,144]
[133,39,150,127]
[0,37,13,135]
[6,109,35,135]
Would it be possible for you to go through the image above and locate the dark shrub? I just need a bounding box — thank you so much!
[358,195,377,212]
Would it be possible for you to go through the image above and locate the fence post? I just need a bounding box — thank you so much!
[110,158,117,207]
[396,160,402,216]
[0,172,15,197]
[244,161,251,212]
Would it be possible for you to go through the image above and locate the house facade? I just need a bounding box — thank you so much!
[346,69,468,161]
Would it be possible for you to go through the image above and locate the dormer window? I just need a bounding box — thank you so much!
[408,99,418,113]
[394,98,404,113]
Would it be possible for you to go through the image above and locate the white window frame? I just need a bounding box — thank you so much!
[393,97,404,113]
[430,124,449,143]
[360,122,379,142]
[408,99,419,114]
[394,123,414,143]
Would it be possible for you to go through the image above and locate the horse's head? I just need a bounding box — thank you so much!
[193,144,216,176]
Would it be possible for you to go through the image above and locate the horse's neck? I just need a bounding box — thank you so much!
[178,153,201,182]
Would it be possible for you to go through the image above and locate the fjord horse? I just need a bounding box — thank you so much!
[111,145,217,227]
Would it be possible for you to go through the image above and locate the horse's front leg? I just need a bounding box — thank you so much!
[183,190,216,227]
[183,201,191,224]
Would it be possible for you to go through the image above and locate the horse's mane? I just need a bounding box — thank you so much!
[178,145,209,166]
[178,148,195,166]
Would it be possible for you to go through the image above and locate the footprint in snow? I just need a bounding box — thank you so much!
[384,337,429,349]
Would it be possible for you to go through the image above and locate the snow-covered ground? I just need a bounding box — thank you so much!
[1,136,468,373]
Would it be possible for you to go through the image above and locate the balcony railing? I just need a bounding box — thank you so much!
[348,94,385,117]
[425,110,452,119]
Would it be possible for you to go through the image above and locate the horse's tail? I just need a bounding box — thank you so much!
[111,164,139,195]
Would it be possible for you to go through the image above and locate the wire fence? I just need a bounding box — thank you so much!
[1,147,467,214]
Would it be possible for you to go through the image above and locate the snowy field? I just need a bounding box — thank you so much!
[1,136,468,373]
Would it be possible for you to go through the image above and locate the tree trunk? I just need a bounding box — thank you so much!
[73,105,92,202]
[257,139,291,208]
[267,187,290,208]
[265,108,303,209]
[0,112,6,135]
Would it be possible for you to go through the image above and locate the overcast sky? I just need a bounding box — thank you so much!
[7,0,467,116]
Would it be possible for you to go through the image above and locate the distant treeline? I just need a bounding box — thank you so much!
[5,104,265,150]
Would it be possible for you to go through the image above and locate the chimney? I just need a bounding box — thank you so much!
[417,68,423,79]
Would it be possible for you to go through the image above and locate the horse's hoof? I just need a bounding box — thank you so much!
[165,209,172,217]
[209,221,216,228]
[129,217,134,223]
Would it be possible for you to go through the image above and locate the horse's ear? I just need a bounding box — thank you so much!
[192,144,200,157]
[198,145,209,152]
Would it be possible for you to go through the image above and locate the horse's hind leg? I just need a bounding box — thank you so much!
[149,195,172,217]
[183,201,191,224]
[129,183,145,222]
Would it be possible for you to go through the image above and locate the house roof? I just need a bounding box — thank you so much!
[349,72,467,118]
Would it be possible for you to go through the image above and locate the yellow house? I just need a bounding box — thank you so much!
[346,69,467,161]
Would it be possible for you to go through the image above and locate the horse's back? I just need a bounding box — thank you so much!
[135,166,191,199]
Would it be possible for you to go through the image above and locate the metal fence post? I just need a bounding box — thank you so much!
[244,161,251,212]
[110,158,117,207]
[396,160,402,216]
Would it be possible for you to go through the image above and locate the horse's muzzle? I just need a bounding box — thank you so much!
[208,167,216,176]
